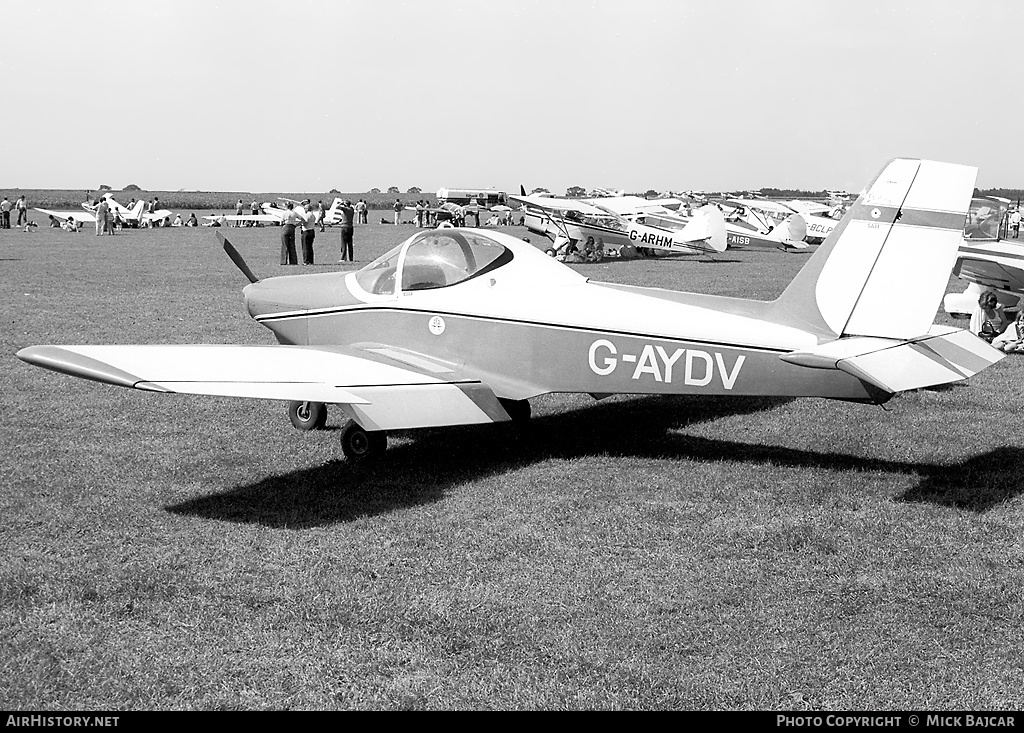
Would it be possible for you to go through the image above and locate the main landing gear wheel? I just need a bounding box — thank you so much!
[288,401,328,431]
[340,420,387,461]
[499,398,531,424]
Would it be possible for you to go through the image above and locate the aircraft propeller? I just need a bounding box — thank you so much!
[216,232,260,284]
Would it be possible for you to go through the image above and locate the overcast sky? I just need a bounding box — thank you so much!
[2,0,1021,195]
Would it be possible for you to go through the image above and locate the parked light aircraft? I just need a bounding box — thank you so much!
[16,159,1001,463]
[727,198,845,245]
[720,199,810,251]
[942,196,1024,315]
[512,192,727,257]
[37,196,162,228]
[202,198,345,226]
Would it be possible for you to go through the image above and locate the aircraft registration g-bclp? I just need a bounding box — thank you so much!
[17,159,1003,461]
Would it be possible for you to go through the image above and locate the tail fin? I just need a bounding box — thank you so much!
[770,158,977,342]
[768,214,808,248]
[128,200,145,221]
[326,197,344,222]
[674,205,726,252]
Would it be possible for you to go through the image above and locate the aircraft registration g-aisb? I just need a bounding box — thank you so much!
[17,159,1003,462]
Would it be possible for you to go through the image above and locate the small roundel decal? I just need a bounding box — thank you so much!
[429,316,446,335]
[871,208,881,219]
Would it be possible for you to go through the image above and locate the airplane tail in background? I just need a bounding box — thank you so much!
[768,158,1002,394]
[768,214,808,248]
[325,197,345,223]
[126,200,146,221]
[674,204,727,252]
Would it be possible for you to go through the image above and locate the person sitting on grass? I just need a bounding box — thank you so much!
[970,290,1010,342]
[993,310,1024,353]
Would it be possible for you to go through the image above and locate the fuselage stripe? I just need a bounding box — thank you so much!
[254,307,791,354]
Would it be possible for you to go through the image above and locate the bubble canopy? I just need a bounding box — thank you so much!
[354,229,513,296]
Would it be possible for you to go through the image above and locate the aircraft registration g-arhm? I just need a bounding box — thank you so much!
[17,159,1004,462]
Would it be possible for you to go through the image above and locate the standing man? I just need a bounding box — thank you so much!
[0,196,11,229]
[316,200,326,232]
[95,198,109,236]
[15,195,28,226]
[1010,208,1021,239]
[339,199,355,262]
[393,198,402,225]
[235,199,243,227]
[355,199,367,225]
[300,203,317,265]
[279,202,302,265]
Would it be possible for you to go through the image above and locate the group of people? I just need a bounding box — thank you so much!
[560,235,605,263]
[0,195,29,228]
[229,199,264,227]
[278,199,355,266]
[972,290,1024,353]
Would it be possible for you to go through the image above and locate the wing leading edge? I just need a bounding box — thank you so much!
[16,344,511,431]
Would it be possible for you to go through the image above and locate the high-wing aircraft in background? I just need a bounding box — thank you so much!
[17,159,1002,464]
[511,192,727,257]
[942,196,1024,315]
[720,198,810,251]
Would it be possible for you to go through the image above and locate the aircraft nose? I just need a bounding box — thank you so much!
[243,272,363,318]
[243,278,310,318]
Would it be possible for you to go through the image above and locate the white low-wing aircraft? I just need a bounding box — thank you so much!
[33,206,96,225]
[17,159,1002,462]
[513,193,727,257]
[204,198,346,226]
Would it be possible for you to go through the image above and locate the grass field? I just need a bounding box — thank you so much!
[1,221,1023,710]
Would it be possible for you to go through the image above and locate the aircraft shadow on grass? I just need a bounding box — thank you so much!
[166,393,1024,528]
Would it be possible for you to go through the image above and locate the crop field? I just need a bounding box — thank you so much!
[1,220,1023,710]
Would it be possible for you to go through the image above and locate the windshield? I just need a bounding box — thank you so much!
[964,198,1009,241]
[354,230,511,296]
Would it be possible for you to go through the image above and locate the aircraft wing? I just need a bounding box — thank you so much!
[34,208,96,224]
[16,344,512,431]
[728,199,797,215]
[954,255,1024,293]
[203,214,280,223]
[509,194,608,216]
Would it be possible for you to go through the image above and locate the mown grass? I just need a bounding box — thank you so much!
[1,223,1022,710]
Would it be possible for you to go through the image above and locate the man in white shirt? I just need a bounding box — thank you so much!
[300,204,317,265]
[279,203,303,265]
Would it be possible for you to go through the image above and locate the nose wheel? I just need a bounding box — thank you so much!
[288,400,328,431]
[340,420,387,461]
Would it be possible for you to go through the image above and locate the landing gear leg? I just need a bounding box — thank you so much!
[340,420,387,461]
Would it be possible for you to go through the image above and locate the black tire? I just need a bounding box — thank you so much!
[288,401,327,431]
[545,248,557,257]
[340,421,387,461]
[498,398,531,424]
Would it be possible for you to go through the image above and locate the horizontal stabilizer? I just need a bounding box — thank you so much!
[780,326,1003,394]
